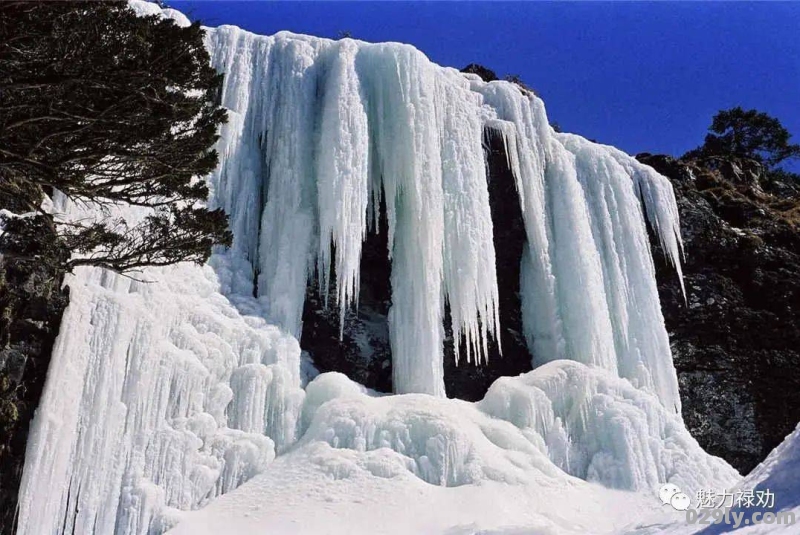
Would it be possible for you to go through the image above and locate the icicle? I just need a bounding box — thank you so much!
[208,34,504,393]
[315,39,370,331]
[615,151,687,300]
[356,44,448,395]
[252,37,322,336]
[542,137,618,373]
[472,83,565,367]
[436,71,500,366]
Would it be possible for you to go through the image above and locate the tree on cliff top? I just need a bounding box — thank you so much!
[0,0,231,273]
[686,107,800,170]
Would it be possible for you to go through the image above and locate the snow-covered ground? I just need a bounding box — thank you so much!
[14,2,798,534]
[639,423,800,535]
[168,365,738,535]
[170,415,800,535]
[169,444,673,535]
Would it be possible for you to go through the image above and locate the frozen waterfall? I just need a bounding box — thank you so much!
[14,3,704,535]
[206,25,684,402]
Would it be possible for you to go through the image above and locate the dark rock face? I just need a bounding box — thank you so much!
[0,192,69,532]
[639,153,800,474]
[461,63,498,82]
[300,198,393,393]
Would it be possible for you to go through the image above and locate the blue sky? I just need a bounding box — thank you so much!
[172,1,800,167]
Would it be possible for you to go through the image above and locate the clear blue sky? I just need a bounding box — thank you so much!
[171,1,800,166]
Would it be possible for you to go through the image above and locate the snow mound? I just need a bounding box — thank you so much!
[129,0,191,27]
[297,362,736,492]
[169,362,738,535]
[169,441,665,535]
[480,361,734,492]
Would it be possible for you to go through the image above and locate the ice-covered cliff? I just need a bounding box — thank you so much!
[205,23,685,404]
[15,3,739,535]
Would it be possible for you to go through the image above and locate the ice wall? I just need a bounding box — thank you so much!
[206,29,501,397]
[15,257,305,534]
[15,9,305,530]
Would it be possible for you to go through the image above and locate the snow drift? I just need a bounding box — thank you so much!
[15,2,746,534]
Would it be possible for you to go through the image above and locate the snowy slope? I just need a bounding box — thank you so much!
[168,443,669,535]
[630,424,800,535]
[718,423,800,534]
[170,392,800,535]
[14,2,756,535]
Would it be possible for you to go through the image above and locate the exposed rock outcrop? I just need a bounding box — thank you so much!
[639,153,800,473]
[461,63,499,82]
[300,198,394,394]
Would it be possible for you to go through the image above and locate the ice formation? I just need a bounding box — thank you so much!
[14,2,733,535]
[206,23,684,403]
[14,213,306,534]
[295,363,734,492]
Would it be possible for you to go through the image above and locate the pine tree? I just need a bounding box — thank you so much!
[686,107,800,169]
[0,0,231,273]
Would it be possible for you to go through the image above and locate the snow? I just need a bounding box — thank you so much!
[13,2,762,534]
[0,209,38,230]
[169,444,661,535]
[170,388,800,535]
[296,363,734,492]
[0,209,40,261]
[168,447,665,535]
[0,209,12,241]
[169,363,737,535]
[720,423,800,534]
[634,423,800,535]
